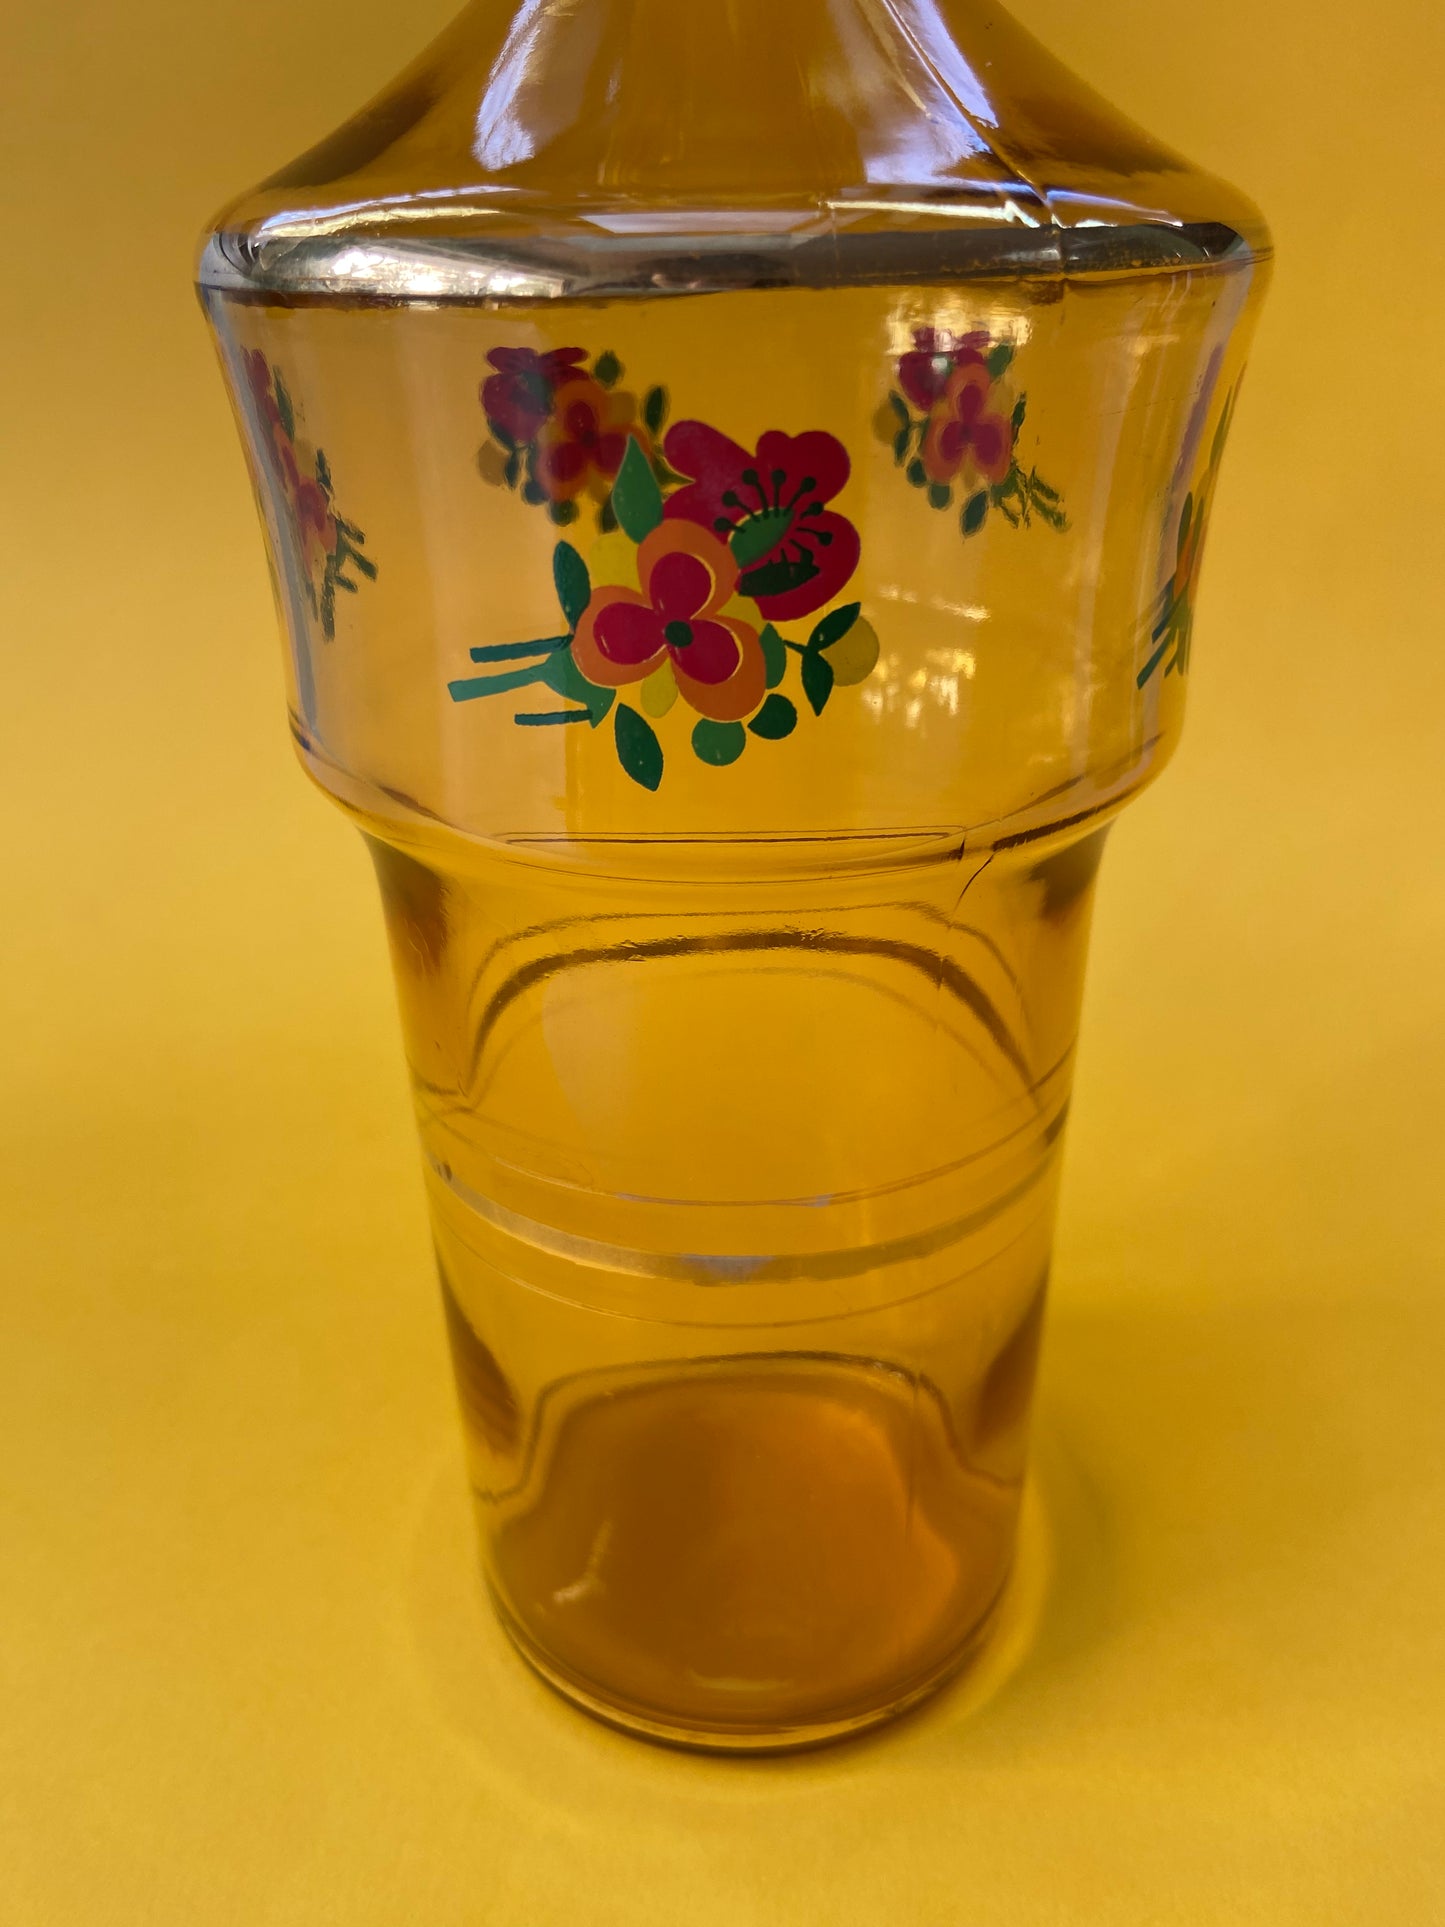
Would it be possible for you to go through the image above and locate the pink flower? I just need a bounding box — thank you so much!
[896,328,990,413]
[662,423,859,623]
[481,345,587,446]
[243,348,278,422]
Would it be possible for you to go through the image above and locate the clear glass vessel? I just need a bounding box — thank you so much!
[200,0,1269,1750]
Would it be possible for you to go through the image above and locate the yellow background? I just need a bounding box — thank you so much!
[3,1,1443,1919]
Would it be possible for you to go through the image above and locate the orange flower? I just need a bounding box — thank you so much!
[571,522,767,722]
[534,376,649,503]
[921,364,1014,489]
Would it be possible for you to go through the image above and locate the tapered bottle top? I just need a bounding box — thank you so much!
[201,0,1268,303]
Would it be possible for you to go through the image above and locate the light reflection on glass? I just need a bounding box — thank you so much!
[878,582,991,624]
[875,0,1000,130]
[834,196,1042,225]
[474,0,608,175]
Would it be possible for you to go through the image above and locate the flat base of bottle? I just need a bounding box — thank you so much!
[488,1577,1011,1755]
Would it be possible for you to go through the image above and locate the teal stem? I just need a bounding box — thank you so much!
[1136,630,1176,688]
[515,708,592,725]
[469,635,570,663]
[448,660,552,702]
[1150,589,1185,641]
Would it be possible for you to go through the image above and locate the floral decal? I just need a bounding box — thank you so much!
[661,425,860,622]
[242,350,376,638]
[1138,386,1237,688]
[879,328,1065,538]
[571,522,769,723]
[454,352,879,791]
[477,345,669,529]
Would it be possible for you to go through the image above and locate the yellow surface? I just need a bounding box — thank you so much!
[3,0,1444,1919]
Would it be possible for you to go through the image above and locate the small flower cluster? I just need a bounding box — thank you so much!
[242,350,375,638]
[454,350,879,789]
[477,345,671,528]
[1138,386,1238,688]
[881,328,1066,538]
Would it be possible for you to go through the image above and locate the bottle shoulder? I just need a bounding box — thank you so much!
[201,0,1269,304]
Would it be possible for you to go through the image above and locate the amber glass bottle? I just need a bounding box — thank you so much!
[201,0,1269,1749]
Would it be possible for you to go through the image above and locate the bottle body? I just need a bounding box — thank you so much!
[367,810,1096,1745]
[205,200,1263,1744]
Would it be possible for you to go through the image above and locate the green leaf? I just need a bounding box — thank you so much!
[1211,392,1235,462]
[593,349,623,388]
[1029,471,1060,505]
[893,424,910,463]
[888,391,910,427]
[541,646,614,725]
[347,546,378,580]
[598,493,618,534]
[615,704,663,790]
[552,541,590,629]
[521,477,548,506]
[612,435,664,542]
[986,342,1015,380]
[503,449,522,489]
[809,602,860,652]
[691,719,747,766]
[729,506,791,569]
[801,648,835,717]
[273,370,296,440]
[962,490,990,535]
[548,498,579,526]
[314,449,333,495]
[906,457,927,489]
[1178,491,1195,553]
[643,385,668,434]
[485,416,517,453]
[927,481,952,511]
[748,694,797,740]
[759,623,788,689]
[1011,395,1027,433]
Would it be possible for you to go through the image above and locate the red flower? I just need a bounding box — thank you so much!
[921,365,1014,489]
[661,423,859,623]
[570,522,767,722]
[534,376,648,503]
[293,475,339,568]
[243,348,280,427]
[244,361,338,570]
[481,345,587,446]
[273,429,303,495]
[897,328,989,413]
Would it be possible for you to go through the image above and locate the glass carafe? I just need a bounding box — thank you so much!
[200,0,1269,1750]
